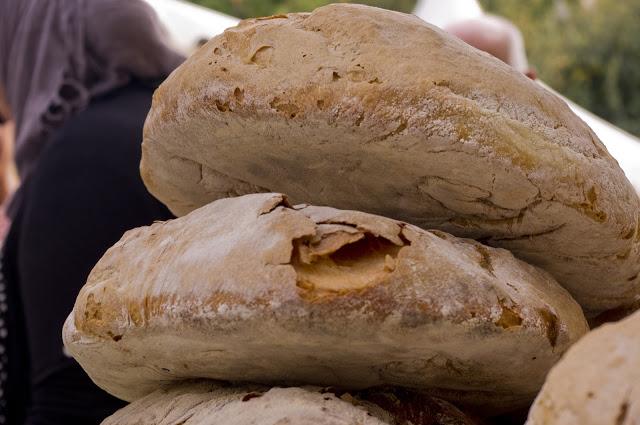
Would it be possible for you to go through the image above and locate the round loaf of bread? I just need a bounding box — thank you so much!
[526,310,640,425]
[141,3,640,314]
[64,193,588,410]
[101,382,479,425]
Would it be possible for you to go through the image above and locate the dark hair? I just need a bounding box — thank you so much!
[0,85,11,124]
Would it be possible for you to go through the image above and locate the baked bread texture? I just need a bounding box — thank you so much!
[141,3,640,314]
[101,382,479,425]
[526,310,640,425]
[64,193,588,410]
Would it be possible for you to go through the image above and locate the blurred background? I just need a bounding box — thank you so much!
[185,0,640,138]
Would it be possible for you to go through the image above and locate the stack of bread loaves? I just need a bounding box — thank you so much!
[63,4,640,424]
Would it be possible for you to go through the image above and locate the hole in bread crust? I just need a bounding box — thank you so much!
[233,87,244,102]
[107,331,122,342]
[292,227,404,300]
[495,300,523,329]
[249,45,274,66]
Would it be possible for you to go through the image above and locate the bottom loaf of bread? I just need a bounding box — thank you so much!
[101,381,479,425]
[65,193,589,411]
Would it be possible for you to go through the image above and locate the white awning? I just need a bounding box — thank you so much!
[413,0,483,28]
[144,0,238,54]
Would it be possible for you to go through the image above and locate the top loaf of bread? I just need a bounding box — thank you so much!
[141,3,640,314]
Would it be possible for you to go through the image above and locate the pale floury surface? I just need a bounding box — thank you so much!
[141,4,640,315]
[526,310,640,425]
[101,383,388,425]
[64,193,588,411]
[101,382,479,425]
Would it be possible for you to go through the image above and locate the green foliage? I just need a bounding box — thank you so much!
[481,0,640,136]
[187,0,416,18]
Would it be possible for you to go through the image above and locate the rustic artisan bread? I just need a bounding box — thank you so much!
[141,3,640,314]
[102,382,479,425]
[526,310,640,425]
[64,193,588,410]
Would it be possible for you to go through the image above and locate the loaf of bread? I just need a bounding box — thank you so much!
[101,382,479,425]
[526,310,639,425]
[141,3,640,314]
[64,193,588,410]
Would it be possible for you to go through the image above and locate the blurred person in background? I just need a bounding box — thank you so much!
[0,1,183,424]
[445,15,537,80]
[0,86,18,235]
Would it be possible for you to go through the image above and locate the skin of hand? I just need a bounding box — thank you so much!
[0,120,19,205]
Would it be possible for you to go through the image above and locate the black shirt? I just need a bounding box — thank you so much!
[3,81,173,425]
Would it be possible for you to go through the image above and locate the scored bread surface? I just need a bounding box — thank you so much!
[101,382,479,425]
[141,4,640,314]
[101,383,389,425]
[64,193,588,411]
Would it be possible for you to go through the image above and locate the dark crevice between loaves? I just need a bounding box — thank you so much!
[489,224,567,243]
[242,392,264,402]
[320,386,477,425]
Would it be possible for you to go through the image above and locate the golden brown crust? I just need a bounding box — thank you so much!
[141,4,640,314]
[64,193,588,412]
